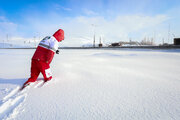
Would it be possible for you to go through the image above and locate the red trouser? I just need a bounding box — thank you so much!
[27,59,52,83]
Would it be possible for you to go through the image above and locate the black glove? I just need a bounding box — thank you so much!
[56,50,60,54]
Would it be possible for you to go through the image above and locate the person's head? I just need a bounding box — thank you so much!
[53,29,64,42]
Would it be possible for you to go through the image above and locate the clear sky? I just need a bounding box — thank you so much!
[0,0,180,46]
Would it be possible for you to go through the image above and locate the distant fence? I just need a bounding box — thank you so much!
[1,46,180,49]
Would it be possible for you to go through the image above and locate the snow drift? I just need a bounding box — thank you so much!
[0,49,180,120]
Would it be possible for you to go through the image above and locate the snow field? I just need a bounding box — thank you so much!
[0,49,180,120]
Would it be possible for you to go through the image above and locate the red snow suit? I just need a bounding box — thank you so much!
[26,29,64,83]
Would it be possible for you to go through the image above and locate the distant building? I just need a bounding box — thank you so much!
[109,41,141,47]
[174,38,180,45]
[98,43,103,47]
[109,42,122,47]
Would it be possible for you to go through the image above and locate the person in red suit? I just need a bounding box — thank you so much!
[21,29,64,89]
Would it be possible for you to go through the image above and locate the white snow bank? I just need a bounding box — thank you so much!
[0,49,180,120]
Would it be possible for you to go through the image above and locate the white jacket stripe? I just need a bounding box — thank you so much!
[38,36,58,52]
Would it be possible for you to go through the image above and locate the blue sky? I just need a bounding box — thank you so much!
[0,0,180,46]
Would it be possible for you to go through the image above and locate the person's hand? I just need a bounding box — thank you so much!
[56,50,59,54]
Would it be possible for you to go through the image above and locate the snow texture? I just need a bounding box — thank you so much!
[0,49,180,120]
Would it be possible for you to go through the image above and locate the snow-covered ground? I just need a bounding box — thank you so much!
[0,49,180,120]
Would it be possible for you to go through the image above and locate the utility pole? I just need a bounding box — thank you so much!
[162,38,164,45]
[93,34,95,47]
[6,34,9,42]
[34,36,36,47]
[91,24,97,48]
[168,23,170,44]
[99,36,103,47]
[3,39,5,48]
[153,30,156,45]
[99,36,102,44]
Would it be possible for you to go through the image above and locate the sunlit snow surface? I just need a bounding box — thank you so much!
[0,49,180,120]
